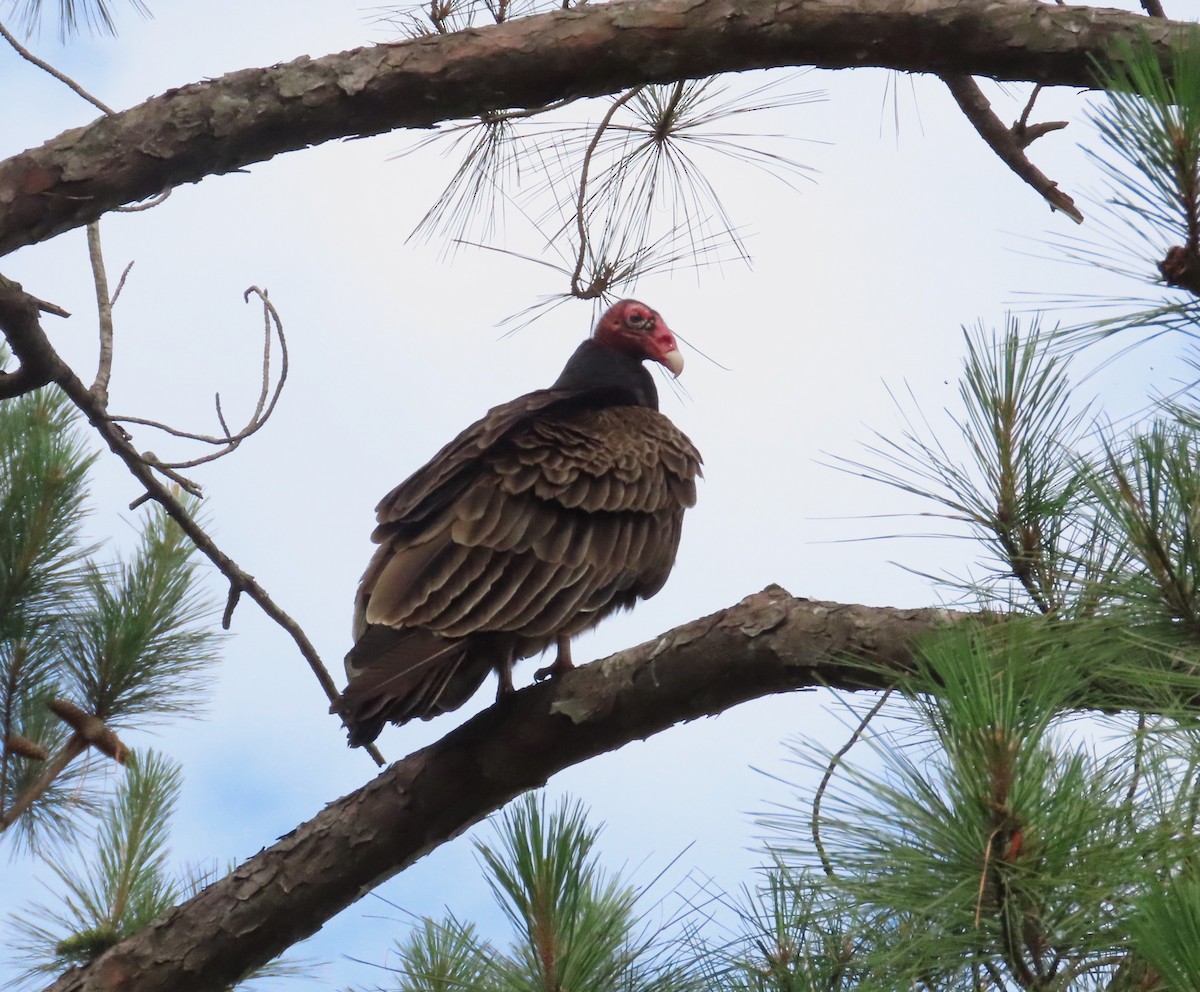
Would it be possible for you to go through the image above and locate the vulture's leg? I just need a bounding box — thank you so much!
[495,657,515,700]
[534,634,574,682]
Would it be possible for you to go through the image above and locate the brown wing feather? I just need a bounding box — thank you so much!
[337,399,701,744]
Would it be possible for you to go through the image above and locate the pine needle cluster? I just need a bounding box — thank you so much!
[0,387,220,853]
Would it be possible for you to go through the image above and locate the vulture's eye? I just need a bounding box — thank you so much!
[627,311,649,330]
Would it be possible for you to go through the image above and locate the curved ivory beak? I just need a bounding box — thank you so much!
[660,348,685,377]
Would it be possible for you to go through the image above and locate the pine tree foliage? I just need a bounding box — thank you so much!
[1051,36,1200,340]
[361,793,691,992]
[0,387,95,842]
[4,750,316,990]
[761,626,1191,992]
[386,0,822,312]
[0,385,219,853]
[834,319,1110,616]
[5,750,183,985]
[687,863,865,992]
[57,498,219,724]
[4,0,150,41]
[372,915,493,992]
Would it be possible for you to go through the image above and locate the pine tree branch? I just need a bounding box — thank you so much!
[45,700,130,764]
[0,16,114,116]
[0,733,87,832]
[942,74,1083,224]
[41,587,956,992]
[0,0,1194,257]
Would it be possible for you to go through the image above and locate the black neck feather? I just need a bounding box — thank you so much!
[550,339,659,410]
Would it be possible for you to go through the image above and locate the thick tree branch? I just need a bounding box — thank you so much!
[43,586,956,992]
[0,0,1194,257]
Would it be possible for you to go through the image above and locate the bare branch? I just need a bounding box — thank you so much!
[110,260,134,307]
[0,16,115,116]
[41,587,955,992]
[0,0,1193,257]
[1140,0,1166,16]
[811,689,892,878]
[0,282,384,768]
[86,222,116,407]
[114,190,172,213]
[942,74,1084,224]
[110,287,289,469]
[0,661,128,838]
[570,87,643,298]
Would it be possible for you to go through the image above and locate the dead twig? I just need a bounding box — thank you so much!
[111,287,289,470]
[86,222,116,407]
[0,274,70,399]
[811,689,891,877]
[0,16,114,116]
[571,86,644,299]
[943,74,1083,224]
[114,190,172,213]
[0,274,385,768]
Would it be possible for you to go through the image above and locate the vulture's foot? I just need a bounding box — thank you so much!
[535,635,574,682]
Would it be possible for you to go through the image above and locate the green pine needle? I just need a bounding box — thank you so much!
[1130,876,1200,992]
[6,0,150,41]
[4,750,183,985]
[56,499,221,725]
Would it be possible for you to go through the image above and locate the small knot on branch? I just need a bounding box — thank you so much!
[1012,119,1068,148]
[4,733,49,761]
[47,699,130,764]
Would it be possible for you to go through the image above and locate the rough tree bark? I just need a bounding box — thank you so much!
[46,587,957,992]
[0,0,1194,256]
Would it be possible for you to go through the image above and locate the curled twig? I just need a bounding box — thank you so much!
[811,689,891,878]
[112,285,289,470]
[0,276,385,768]
[114,190,172,213]
[943,74,1083,224]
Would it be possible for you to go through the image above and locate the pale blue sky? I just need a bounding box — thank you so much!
[0,0,1188,986]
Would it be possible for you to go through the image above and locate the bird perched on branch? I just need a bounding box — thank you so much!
[336,300,701,747]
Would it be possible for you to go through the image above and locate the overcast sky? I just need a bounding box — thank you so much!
[1,0,1192,987]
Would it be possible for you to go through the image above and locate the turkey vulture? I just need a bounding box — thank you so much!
[336,300,701,746]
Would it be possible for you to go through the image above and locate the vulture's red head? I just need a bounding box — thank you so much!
[593,300,684,377]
